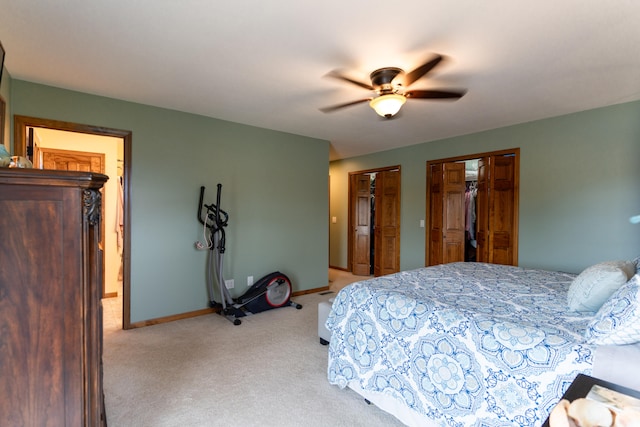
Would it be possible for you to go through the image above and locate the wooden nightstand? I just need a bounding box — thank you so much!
[543,374,640,426]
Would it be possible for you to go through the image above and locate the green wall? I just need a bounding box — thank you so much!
[10,80,329,324]
[330,101,640,274]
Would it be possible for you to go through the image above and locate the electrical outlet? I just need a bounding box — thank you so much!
[225,279,234,289]
[247,276,254,287]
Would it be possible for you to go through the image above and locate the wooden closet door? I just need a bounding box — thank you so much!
[426,149,519,267]
[351,173,372,276]
[40,148,104,173]
[476,157,489,262]
[488,155,516,265]
[442,162,466,263]
[374,170,400,276]
[427,162,465,265]
[428,163,444,265]
[40,147,107,292]
[476,155,517,265]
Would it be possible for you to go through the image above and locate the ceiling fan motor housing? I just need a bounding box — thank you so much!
[370,67,403,94]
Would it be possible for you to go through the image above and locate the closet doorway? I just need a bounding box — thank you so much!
[426,148,519,266]
[14,115,132,329]
[348,166,401,277]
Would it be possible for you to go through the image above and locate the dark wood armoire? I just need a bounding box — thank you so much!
[0,168,108,426]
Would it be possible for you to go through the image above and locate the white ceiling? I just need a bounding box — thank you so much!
[1,1,639,160]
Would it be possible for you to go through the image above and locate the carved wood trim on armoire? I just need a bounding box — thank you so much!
[0,168,109,426]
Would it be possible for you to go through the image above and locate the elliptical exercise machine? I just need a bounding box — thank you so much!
[197,185,301,325]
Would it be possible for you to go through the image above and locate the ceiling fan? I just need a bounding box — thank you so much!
[320,54,466,118]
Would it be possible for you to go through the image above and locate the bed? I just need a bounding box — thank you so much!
[326,261,640,426]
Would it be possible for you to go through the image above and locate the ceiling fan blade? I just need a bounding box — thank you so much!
[325,71,374,90]
[319,98,372,113]
[402,55,443,87]
[405,89,466,99]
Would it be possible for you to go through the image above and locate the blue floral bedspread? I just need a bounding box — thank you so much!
[326,262,596,426]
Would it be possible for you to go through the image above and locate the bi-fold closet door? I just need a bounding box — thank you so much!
[426,149,519,267]
[349,168,401,277]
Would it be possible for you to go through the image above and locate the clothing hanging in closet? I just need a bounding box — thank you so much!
[465,181,477,262]
[465,181,477,244]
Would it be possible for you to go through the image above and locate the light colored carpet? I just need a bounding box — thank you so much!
[329,268,371,293]
[103,290,404,427]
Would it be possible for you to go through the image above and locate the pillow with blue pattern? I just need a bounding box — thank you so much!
[584,274,640,345]
[567,261,636,312]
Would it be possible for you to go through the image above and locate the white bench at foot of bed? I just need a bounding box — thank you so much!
[318,298,334,345]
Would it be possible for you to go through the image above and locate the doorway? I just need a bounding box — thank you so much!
[426,148,519,266]
[14,115,132,329]
[348,166,401,277]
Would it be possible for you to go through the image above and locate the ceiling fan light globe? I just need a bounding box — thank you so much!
[369,94,406,118]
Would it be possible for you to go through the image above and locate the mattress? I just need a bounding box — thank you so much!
[326,262,597,426]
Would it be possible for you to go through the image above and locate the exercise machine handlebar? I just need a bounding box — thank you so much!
[198,185,229,229]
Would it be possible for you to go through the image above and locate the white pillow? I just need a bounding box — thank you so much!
[584,274,640,345]
[567,261,636,312]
